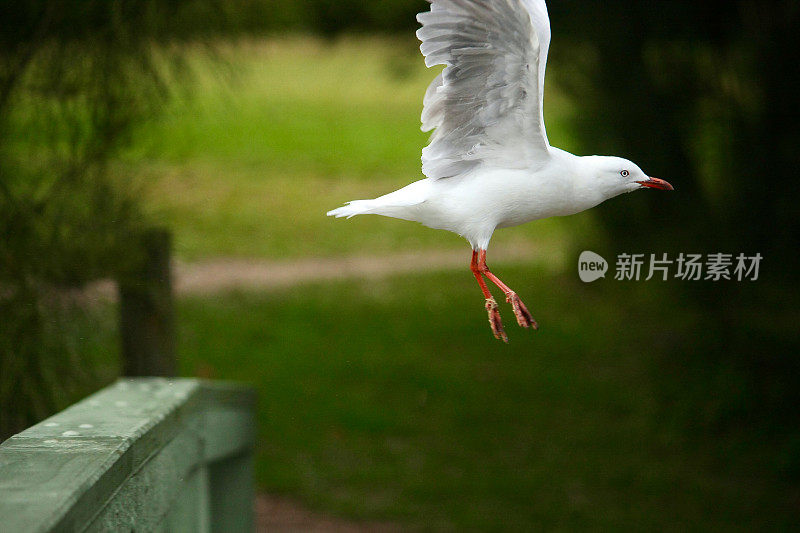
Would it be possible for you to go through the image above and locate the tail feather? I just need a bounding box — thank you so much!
[326,200,377,219]
[327,180,431,220]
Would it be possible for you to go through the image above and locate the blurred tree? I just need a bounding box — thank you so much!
[0,0,229,440]
[206,0,428,35]
[305,0,426,36]
[550,0,800,451]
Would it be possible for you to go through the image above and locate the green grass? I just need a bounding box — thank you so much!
[122,36,586,260]
[177,268,798,531]
[0,34,589,260]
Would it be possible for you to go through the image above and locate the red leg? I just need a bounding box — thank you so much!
[471,250,507,342]
[476,250,538,330]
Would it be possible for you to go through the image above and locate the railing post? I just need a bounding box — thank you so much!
[118,228,176,377]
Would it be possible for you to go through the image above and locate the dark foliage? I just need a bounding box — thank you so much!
[549,0,800,454]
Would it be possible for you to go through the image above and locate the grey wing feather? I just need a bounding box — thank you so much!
[417,0,552,179]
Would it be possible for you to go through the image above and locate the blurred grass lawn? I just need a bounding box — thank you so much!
[114,36,797,529]
[126,36,591,260]
[178,269,797,530]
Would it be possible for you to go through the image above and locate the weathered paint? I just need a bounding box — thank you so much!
[0,378,256,532]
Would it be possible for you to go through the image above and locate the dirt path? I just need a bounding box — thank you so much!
[256,493,403,532]
[87,244,545,300]
[175,244,542,295]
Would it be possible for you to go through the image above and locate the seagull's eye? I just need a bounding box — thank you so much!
[620,170,630,177]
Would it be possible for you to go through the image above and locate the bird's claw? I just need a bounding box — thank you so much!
[485,297,508,343]
[507,292,538,330]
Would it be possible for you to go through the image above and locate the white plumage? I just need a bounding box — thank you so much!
[328,0,672,341]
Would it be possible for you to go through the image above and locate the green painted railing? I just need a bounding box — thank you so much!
[0,378,256,532]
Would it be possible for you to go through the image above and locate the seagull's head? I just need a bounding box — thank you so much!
[585,155,674,199]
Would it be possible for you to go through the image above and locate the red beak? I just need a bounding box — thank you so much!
[636,177,674,191]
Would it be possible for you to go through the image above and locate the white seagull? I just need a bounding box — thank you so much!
[327,0,673,342]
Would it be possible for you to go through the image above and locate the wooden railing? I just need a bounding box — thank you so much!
[0,378,256,532]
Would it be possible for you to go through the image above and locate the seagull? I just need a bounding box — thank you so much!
[327,0,673,342]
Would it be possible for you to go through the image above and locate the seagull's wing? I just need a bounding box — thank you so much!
[417,0,552,179]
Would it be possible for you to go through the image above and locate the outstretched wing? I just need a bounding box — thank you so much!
[417,0,552,179]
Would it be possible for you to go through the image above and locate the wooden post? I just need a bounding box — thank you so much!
[118,228,176,377]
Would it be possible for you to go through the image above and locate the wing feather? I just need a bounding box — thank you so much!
[417,0,552,179]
